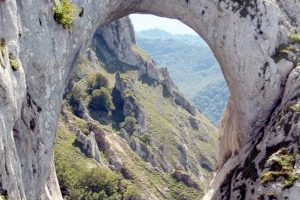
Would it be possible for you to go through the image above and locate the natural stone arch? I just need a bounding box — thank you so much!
[0,0,298,199]
[104,0,294,166]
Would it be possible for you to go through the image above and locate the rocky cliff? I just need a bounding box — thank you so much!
[0,0,300,199]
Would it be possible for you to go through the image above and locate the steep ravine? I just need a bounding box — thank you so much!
[0,0,300,199]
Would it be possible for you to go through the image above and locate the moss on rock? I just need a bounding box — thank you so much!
[260,148,298,189]
[53,0,78,29]
[9,53,19,70]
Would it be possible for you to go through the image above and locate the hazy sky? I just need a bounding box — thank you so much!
[129,14,197,35]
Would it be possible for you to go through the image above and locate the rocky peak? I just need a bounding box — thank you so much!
[96,17,197,116]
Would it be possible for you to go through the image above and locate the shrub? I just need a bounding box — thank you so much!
[72,84,85,99]
[139,134,151,145]
[58,165,121,200]
[73,168,119,197]
[87,73,109,93]
[89,88,114,112]
[121,116,137,135]
[0,194,8,200]
[288,32,300,43]
[289,101,300,115]
[260,148,297,188]
[9,53,19,70]
[53,0,78,29]
[123,185,142,200]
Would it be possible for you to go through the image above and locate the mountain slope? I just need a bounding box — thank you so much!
[135,29,229,123]
[54,17,218,200]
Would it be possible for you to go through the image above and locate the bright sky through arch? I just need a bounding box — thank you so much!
[129,14,197,35]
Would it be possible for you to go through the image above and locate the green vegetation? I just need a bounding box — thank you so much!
[56,104,205,200]
[121,116,138,135]
[123,185,143,200]
[260,148,298,188]
[67,167,120,200]
[136,29,227,124]
[288,32,300,43]
[53,0,78,29]
[87,72,109,94]
[89,88,114,112]
[70,84,86,101]
[55,30,218,199]
[9,53,19,70]
[131,44,152,63]
[289,101,300,115]
[55,118,142,200]
[0,194,8,200]
[274,30,300,67]
[261,171,297,188]
[139,134,151,145]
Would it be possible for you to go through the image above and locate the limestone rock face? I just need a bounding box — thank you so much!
[75,131,101,163]
[0,0,299,199]
[204,66,300,199]
[115,71,147,134]
[94,17,137,64]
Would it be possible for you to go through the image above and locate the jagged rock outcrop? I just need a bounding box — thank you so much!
[0,0,300,199]
[172,169,200,190]
[95,17,197,116]
[74,130,101,163]
[114,72,146,134]
[90,18,215,182]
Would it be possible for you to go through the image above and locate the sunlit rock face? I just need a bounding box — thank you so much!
[0,0,299,199]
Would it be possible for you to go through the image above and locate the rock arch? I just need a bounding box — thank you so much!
[0,0,299,199]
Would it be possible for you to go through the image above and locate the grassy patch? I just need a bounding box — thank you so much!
[133,77,217,178]
[288,32,300,43]
[0,195,8,200]
[273,30,300,66]
[53,0,78,29]
[289,101,300,115]
[9,53,19,70]
[260,148,298,188]
[55,44,218,199]
[55,117,142,199]
[131,44,152,63]
[261,171,297,188]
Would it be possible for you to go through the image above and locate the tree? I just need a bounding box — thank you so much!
[67,168,121,200]
[124,185,142,200]
[121,117,137,135]
[87,73,109,93]
[89,88,114,112]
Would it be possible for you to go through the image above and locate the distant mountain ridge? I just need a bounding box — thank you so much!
[137,28,206,46]
[135,29,229,124]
